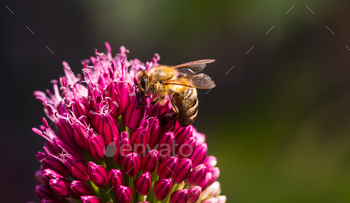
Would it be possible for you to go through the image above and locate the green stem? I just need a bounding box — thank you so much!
[118,115,126,133]
[163,183,178,203]
[87,180,104,200]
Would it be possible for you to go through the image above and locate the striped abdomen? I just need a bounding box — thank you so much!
[174,87,199,126]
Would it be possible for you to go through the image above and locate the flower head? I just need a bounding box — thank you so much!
[30,43,225,202]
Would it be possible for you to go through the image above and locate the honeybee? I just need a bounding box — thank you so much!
[137,59,216,126]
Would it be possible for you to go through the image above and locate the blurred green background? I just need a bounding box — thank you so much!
[2,0,350,202]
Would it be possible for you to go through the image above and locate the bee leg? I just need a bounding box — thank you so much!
[150,97,161,106]
[168,94,179,113]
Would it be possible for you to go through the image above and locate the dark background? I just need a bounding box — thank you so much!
[2,0,350,202]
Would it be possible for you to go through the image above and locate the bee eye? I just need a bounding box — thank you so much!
[141,77,147,89]
[160,80,164,85]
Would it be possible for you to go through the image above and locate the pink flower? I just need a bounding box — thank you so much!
[30,43,225,203]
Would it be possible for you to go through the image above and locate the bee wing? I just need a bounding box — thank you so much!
[166,73,215,89]
[173,59,215,76]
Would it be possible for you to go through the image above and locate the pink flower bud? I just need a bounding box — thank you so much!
[157,132,175,158]
[41,157,70,177]
[70,180,94,199]
[201,181,221,199]
[115,185,134,203]
[203,156,217,169]
[157,157,178,179]
[130,120,150,154]
[35,170,46,185]
[81,195,102,203]
[71,122,87,149]
[108,169,124,188]
[198,172,212,190]
[35,185,59,200]
[187,186,201,203]
[217,196,227,203]
[176,137,196,159]
[49,178,71,197]
[122,152,141,177]
[43,169,64,185]
[170,189,188,203]
[202,197,218,203]
[148,117,161,148]
[84,130,105,159]
[185,164,206,186]
[114,131,132,164]
[193,128,205,145]
[154,178,173,201]
[91,113,119,145]
[140,149,159,174]
[172,158,192,183]
[208,167,220,185]
[108,81,132,118]
[88,162,108,188]
[135,172,151,195]
[124,100,143,132]
[191,143,207,168]
[66,159,90,182]
[174,121,193,145]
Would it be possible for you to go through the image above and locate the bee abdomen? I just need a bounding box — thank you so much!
[176,87,199,126]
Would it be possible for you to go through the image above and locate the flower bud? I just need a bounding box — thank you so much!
[170,189,188,203]
[202,197,218,203]
[115,185,134,203]
[148,117,161,148]
[124,100,143,132]
[191,143,207,168]
[157,157,178,179]
[176,137,196,159]
[70,180,94,199]
[81,195,102,203]
[42,169,64,185]
[140,149,159,174]
[91,113,119,145]
[109,81,132,118]
[122,152,141,177]
[208,167,220,185]
[35,170,45,185]
[41,198,61,203]
[114,131,132,164]
[174,122,193,145]
[157,132,175,158]
[84,130,105,159]
[35,185,58,200]
[172,158,192,183]
[203,156,217,169]
[193,128,206,145]
[217,196,227,203]
[130,120,150,154]
[49,178,71,197]
[41,157,70,177]
[185,164,206,186]
[108,169,124,188]
[135,172,151,195]
[66,159,90,182]
[199,181,221,200]
[198,172,212,190]
[88,162,108,188]
[71,122,87,150]
[154,178,173,201]
[187,186,201,203]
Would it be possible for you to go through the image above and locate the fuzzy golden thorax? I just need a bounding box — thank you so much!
[147,66,177,97]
